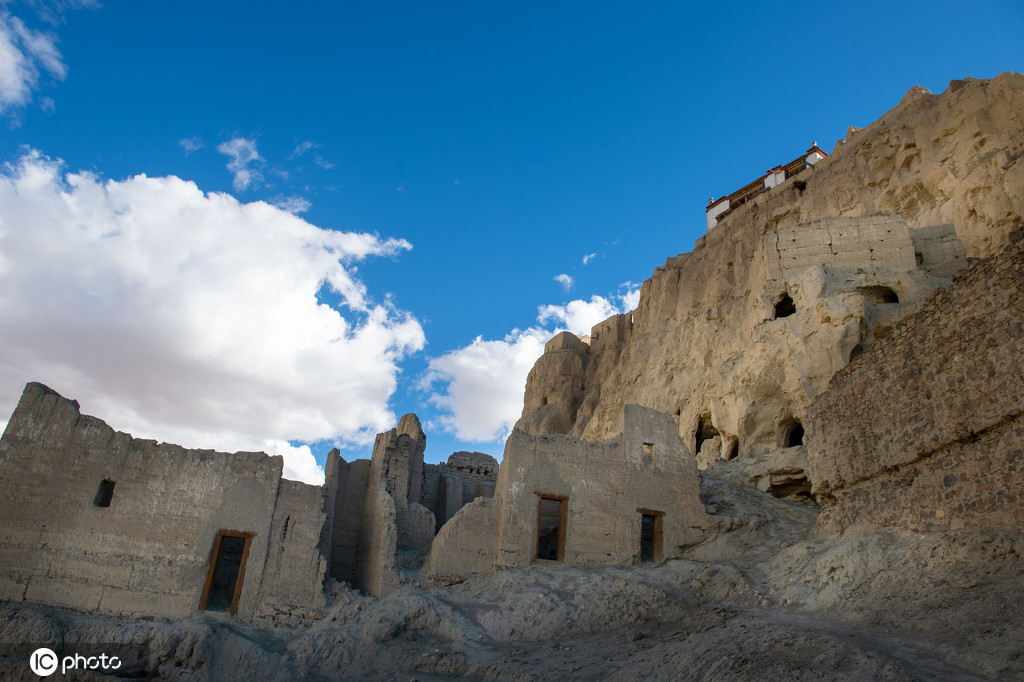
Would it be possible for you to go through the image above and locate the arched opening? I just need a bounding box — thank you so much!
[724,438,739,461]
[694,414,719,455]
[778,417,804,448]
[774,293,796,319]
[848,343,864,363]
[857,285,899,304]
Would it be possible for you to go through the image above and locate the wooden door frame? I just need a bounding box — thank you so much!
[533,492,568,562]
[199,529,256,615]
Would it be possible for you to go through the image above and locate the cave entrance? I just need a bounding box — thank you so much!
[779,417,804,448]
[535,494,567,562]
[694,414,720,455]
[200,530,254,615]
[638,509,663,563]
[775,293,796,319]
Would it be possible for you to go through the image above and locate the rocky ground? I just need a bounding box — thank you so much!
[2,474,1022,681]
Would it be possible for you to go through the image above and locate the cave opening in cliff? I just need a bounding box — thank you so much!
[775,293,796,318]
[200,531,254,615]
[535,495,567,562]
[779,418,804,448]
[858,285,900,304]
[694,414,719,455]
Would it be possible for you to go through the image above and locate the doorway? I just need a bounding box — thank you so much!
[637,509,663,563]
[200,530,254,614]
[535,494,567,561]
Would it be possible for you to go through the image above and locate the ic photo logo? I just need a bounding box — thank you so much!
[29,648,57,676]
[29,647,122,677]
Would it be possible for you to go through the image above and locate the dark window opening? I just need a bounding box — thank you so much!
[774,293,796,319]
[638,509,664,563]
[541,396,548,405]
[535,495,567,562]
[94,479,115,508]
[857,285,899,304]
[724,438,739,461]
[200,531,254,615]
[694,414,719,455]
[915,252,924,267]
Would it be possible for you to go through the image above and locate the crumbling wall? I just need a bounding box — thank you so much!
[0,383,281,620]
[353,478,400,598]
[497,405,708,568]
[807,234,1024,532]
[425,497,500,579]
[254,480,328,622]
[422,451,498,529]
[349,414,435,597]
[324,452,370,584]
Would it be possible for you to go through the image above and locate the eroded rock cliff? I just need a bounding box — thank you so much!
[517,73,1024,494]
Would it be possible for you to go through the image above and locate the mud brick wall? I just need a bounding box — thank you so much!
[808,235,1024,532]
[0,383,283,619]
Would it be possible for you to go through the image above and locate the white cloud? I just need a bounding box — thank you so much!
[0,150,425,484]
[554,273,574,291]
[217,136,263,191]
[0,11,66,115]
[582,252,597,265]
[179,136,204,154]
[424,282,641,444]
[313,155,335,170]
[538,295,618,336]
[291,140,316,158]
[423,327,550,443]
[271,195,311,214]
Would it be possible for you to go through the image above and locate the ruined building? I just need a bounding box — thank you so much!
[0,73,1022,630]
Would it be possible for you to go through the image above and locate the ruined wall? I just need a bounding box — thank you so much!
[497,405,708,569]
[349,414,435,597]
[421,451,498,529]
[253,480,328,622]
[425,497,501,579]
[0,383,282,620]
[516,76,1022,495]
[325,455,370,584]
[807,234,1024,532]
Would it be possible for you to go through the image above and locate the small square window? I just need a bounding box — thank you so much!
[94,479,115,508]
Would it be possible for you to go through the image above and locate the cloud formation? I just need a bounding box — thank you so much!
[424,283,641,443]
[0,11,66,114]
[179,136,204,154]
[553,273,574,291]
[582,252,597,265]
[217,136,263,190]
[270,194,311,214]
[0,150,425,483]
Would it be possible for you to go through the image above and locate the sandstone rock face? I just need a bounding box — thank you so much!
[517,74,1024,493]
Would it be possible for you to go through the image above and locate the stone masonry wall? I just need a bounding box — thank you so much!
[807,234,1024,532]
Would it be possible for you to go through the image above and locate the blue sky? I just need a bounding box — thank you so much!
[0,0,1021,481]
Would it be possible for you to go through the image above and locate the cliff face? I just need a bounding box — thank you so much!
[517,73,1024,494]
